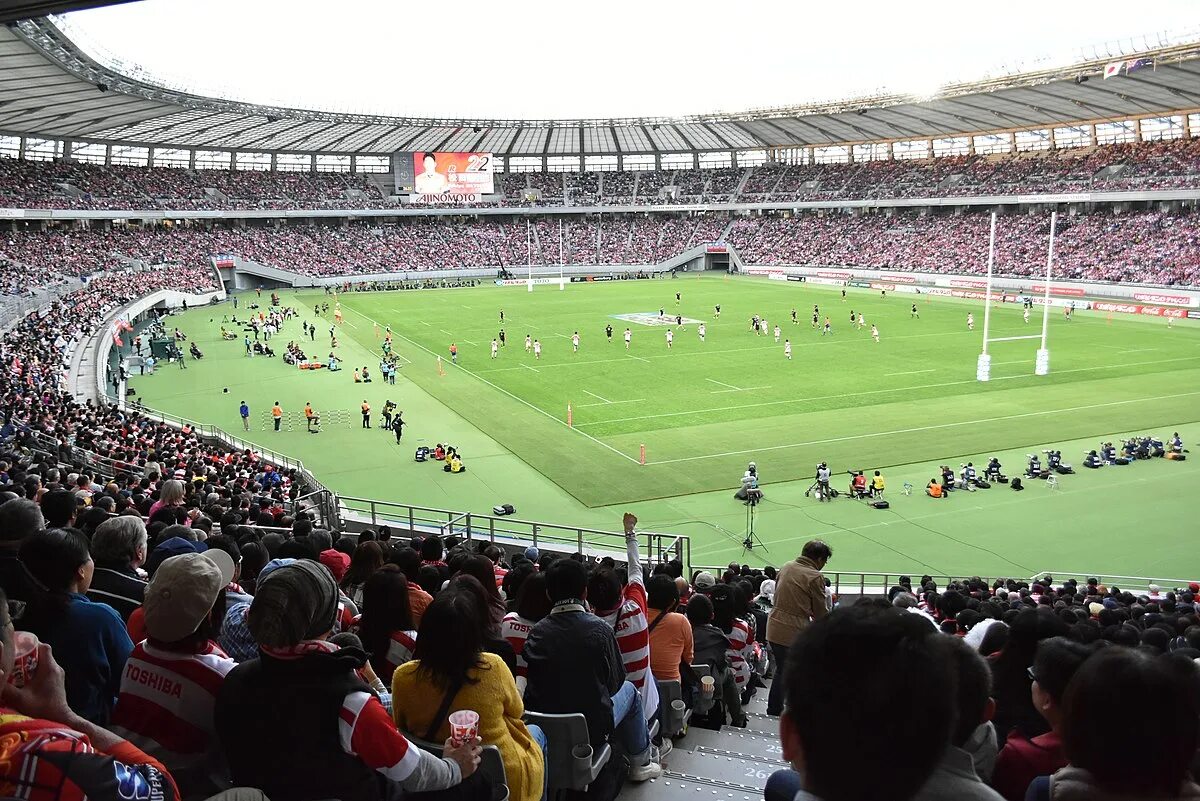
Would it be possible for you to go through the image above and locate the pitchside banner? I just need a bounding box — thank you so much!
[397,151,494,204]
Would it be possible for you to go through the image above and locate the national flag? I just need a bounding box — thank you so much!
[1103,61,1124,79]
[1125,57,1153,74]
[113,333,124,347]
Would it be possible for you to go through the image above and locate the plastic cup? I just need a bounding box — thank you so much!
[448,709,479,746]
[8,632,38,688]
[701,676,715,695]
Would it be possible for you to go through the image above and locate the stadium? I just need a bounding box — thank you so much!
[0,1,1199,799]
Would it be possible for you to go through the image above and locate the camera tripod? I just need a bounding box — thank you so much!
[741,498,767,553]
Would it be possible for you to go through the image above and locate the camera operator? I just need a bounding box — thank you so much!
[815,462,831,502]
[849,470,867,498]
[940,465,955,491]
[1101,442,1117,464]
[984,457,1004,482]
[1083,449,1103,469]
[736,461,762,504]
[960,462,978,489]
[1025,453,1042,478]
[1170,432,1184,454]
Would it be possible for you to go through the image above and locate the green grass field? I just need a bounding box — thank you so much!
[133,276,1200,580]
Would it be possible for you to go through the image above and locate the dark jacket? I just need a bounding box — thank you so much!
[0,554,39,604]
[216,648,381,801]
[86,562,146,622]
[690,623,731,672]
[523,603,624,748]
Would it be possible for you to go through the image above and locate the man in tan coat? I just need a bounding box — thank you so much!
[765,540,832,716]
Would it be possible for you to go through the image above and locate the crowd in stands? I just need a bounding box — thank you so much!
[4,206,1199,284]
[730,208,1200,286]
[3,137,1200,211]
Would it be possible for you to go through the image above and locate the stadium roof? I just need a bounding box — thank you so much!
[2,16,1200,158]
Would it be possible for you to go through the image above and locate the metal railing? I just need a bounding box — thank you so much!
[688,568,1196,596]
[338,495,690,569]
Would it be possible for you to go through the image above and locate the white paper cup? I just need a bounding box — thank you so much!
[8,632,38,688]
[448,709,480,746]
[701,676,715,695]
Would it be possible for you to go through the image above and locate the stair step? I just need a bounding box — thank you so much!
[619,774,762,801]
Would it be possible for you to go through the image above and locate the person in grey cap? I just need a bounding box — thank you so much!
[215,561,480,801]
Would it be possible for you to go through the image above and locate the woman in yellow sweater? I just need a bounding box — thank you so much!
[392,591,546,801]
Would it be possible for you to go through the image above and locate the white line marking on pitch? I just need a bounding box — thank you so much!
[642,391,1200,465]
[580,398,645,407]
[554,333,570,339]
[1119,348,1158,353]
[628,355,650,363]
[421,322,431,327]
[440,329,453,336]
[463,340,478,346]
[711,385,771,393]
[706,378,743,391]
[575,355,1200,427]
[343,305,637,463]
[520,364,541,373]
[885,369,936,376]
[582,389,612,404]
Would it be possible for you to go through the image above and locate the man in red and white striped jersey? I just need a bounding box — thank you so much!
[588,513,660,723]
[110,551,237,797]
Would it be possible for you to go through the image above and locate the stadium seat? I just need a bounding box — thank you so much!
[403,735,510,801]
[521,711,611,797]
[655,679,691,738]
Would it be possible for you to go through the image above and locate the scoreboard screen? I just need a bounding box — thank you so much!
[394,151,494,202]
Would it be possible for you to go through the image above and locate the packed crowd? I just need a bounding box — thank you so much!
[0,216,730,279]
[3,137,1199,211]
[1,474,1198,801]
[0,158,385,211]
[730,208,1200,286]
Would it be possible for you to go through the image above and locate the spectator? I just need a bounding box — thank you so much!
[18,527,133,724]
[215,560,481,800]
[1029,648,1200,799]
[989,608,1069,746]
[343,537,384,606]
[0,497,46,602]
[769,604,956,801]
[523,557,663,782]
[391,591,546,801]
[645,573,694,687]
[586,513,658,722]
[765,539,832,716]
[0,588,181,801]
[911,637,1004,800]
[353,564,418,682]
[686,592,745,727]
[110,552,237,797]
[448,574,517,674]
[500,571,551,695]
[392,546,434,627]
[86,515,149,622]
[458,554,508,631]
[991,637,1094,800]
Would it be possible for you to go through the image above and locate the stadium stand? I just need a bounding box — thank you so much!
[3,138,1200,210]
[3,207,1198,285]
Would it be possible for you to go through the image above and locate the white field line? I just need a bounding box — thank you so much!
[706,378,743,391]
[885,369,936,376]
[582,389,612,404]
[580,398,645,408]
[421,322,431,327]
[342,306,638,464]
[521,363,541,373]
[574,356,1200,428]
[711,385,771,394]
[1119,348,1158,354]
[643,391,1200,466]
[554,333,570,339]
[440,329,453,336]
[463,340,478,346]
[628,355,650,363]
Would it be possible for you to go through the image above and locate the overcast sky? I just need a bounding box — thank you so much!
[60,0,1200,120]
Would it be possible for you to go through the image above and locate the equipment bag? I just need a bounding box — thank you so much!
[871,500,890,509]
[1010,478,1024,491]
[1114,457,1130,465]
[974,480,991,489]
[1167,452,1187,461]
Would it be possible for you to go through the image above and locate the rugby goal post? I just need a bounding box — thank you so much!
[976,211,1056,381]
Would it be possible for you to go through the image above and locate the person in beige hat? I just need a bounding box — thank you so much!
[110,551,238,797]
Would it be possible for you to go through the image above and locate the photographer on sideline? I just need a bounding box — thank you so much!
[736,462,763,504]
[985,457,1004,483]
[815,463,831,502]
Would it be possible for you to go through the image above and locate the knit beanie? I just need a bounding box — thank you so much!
[248,560,339,647]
